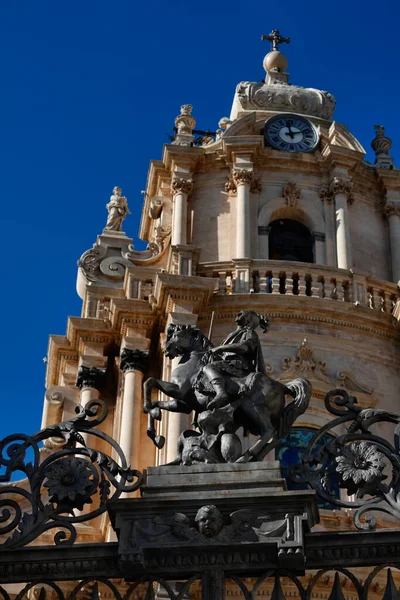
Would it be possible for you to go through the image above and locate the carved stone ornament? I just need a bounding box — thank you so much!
[250,177,262,194]
[282,182,301,207]
[384,201,400,218]
[75,365,106,391]
[124,507,306,567]
[120,348,149,374]
[235,80,335,120]
[175,104,196,134]
[149,196,163,219]
[224,176,237,195]
[282,338,329,383]
[232,168,253,186]
[171,177,194,196]
[319,184,334,203]
[330,177,354,204]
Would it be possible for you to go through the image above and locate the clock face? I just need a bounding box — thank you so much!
[264,114,319,153]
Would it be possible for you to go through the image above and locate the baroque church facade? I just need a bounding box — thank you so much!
[36,30,400,598]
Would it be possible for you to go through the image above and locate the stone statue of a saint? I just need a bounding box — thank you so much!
[105,186,130,231]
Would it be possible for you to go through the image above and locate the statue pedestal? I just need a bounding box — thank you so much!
[142,461,286,499]
[108,462,319,581]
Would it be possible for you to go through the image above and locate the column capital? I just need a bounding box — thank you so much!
[314,232,326,242]
[319,184,334,203]
[384,201,400,218]
[232,168,253,186]
[171,177,193,196]
[75,366,106,391]
[330,177,353,204]
[120,348,149,374]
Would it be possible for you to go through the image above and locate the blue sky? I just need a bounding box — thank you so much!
[1,0,399,440]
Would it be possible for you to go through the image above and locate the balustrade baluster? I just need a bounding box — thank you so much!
[335,278,344,301]
[271,271,281,294]
[259,273,267,293]
[217,272,226,295]
[285,274,293,295]
[298,272,307,296]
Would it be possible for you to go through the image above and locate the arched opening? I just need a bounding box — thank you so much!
[268,219,314,263]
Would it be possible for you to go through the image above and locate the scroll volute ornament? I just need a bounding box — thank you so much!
[319,184,334,203]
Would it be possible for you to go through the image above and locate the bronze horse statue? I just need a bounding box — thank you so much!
[143,322,311,463]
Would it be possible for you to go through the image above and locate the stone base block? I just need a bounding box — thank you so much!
[142,461,286,499]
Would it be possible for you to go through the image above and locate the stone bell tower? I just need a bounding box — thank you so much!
[41,30,400,543]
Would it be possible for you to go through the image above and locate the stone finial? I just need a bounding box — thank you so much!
[76,366,106,391]
[261,29,290,84]
[371,125,394,169]
[173,105,196,146]
[261,29,291,52]
[105,186,130,232]
[120,348,149,374]
[282,182,301,207]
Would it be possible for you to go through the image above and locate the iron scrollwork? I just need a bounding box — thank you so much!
[291,388,400,530]
[0,400,143,549]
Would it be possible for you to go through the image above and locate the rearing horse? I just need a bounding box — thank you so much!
[143,324,311,462]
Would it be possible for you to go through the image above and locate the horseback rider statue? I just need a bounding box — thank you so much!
[143,311,311,465]
[203,310,270,411]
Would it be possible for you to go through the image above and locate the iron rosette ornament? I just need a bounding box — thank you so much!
[290,388,400,530]
[0,399,143,549]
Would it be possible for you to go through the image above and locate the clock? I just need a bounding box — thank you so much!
[264,114,319,153]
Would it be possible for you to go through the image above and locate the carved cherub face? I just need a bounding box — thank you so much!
[195,505,224,538]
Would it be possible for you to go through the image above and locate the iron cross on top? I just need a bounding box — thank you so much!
[261,29,290,51]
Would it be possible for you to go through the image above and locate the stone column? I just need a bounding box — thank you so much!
[233,168,253,259]
[314,232,326,265]
[171,177,193,246]
[76,366,105,408]
[331,178,353,270]
[164,312,198,464]
[384,201,400,283]
[319,186,336,266]
[119,348,149,472]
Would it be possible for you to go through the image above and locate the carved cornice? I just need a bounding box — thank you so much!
[120,348,149,374]
[330,177,354,204]
[232,168,253,186]
[319,184,334,203]
[384,201,400,218]
[282,182,301,207]
[75,365,106,391]
[171,177,193,196]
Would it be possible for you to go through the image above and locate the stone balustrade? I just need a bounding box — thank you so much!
[197,260,400,314]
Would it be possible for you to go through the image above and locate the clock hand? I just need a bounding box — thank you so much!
[286,125,295,140]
